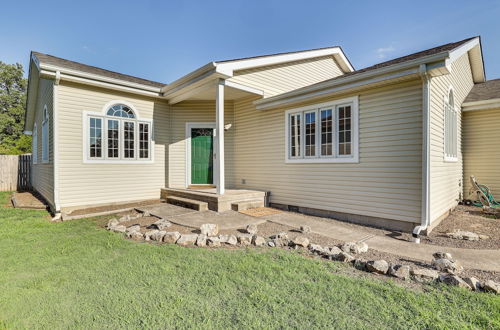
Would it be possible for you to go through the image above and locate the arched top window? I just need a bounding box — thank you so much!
[106,104,135,118]
[444,86,457,161]
[85,101,152,162]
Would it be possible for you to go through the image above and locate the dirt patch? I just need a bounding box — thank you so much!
[11,191,47,210]
[240,207,283,217]
[67,200,162,217]
[110,209,500,284]
[401,205,500,249]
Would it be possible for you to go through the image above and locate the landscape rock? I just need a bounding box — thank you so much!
[219,234,238,245]
[270,232,289,240]
[446,230,479,241]
[334,252,355,263]
[326,246,343,258]
[479,235,490,240]
[144,229,159,241]
[196,234,207,247]
[432,252,454,261]
[110,225,127,233]
[366,260,389,274]
[245,224,258,235]
[126,224,141,234]
[142,211,151,217]
[300,225,311,234]
[463,277,482,291]
[163,231,181,244]
[308,244,327,255]
[267,241,276,247]
[200,224,219,236]
[439,274,472,290]
[150,219,171,230]
[411,268,439,282]
[176,234,198,246]
[128,231,144,241]
[432,258,463,274]
[353,259,367,271]
[237,234,253,245]
[389,265,411,280]
[207,237,221,247]
[151,230,166,242]
[118,215,131,222]
[341,242,369,254]
[252,235,266,246]
[483,280,500,294]
[106,218,119,229]
[292,236,310,248]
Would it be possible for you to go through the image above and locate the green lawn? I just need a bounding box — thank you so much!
[0,192,499,329]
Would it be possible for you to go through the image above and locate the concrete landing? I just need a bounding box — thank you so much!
[136,203,266,230]
[11,192,47,210]
[262,212,500,272]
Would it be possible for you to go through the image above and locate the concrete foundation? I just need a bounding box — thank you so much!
[269,202,419,233]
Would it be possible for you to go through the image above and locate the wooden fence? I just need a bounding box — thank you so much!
[0,154,31,191]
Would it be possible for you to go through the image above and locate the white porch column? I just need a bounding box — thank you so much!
[215,79,225,195]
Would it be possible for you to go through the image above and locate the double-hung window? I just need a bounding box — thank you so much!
[85,103,152,162]
[285,97,358,163]
[444,88,458,161]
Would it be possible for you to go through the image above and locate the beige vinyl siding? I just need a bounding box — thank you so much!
[168,101,234,188]
[463,108,500,199]
[232,80,423,224]
[31,78,54,208]
[428,53,474,223]
[228,56,344,98]
[57,81,169,209]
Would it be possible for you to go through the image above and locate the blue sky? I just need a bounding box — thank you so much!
[1,1,499,82]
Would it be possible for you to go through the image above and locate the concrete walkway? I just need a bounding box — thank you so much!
[262,212,500,272]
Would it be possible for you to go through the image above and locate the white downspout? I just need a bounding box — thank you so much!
[52,71,62,221]
[413,64,431,243]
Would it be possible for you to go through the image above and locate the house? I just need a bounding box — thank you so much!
[24,36,498,236]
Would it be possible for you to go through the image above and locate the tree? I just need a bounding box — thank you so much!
[0,61,30,155]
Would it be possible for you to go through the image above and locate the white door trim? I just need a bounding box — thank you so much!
[185,122,216,188]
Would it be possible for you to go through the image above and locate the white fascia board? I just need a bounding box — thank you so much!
[161,62,217,94]
[39,63,163,93]
[215,47,353,75]
[462,98,500,111]
[448,37,485,83]
[40,70,164,98]
[254,52,450,110]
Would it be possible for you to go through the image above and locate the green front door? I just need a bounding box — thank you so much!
[191,128,214,184]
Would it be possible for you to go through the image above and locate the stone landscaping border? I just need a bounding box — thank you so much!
[106,216,500,295]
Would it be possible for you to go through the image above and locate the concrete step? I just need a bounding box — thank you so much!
[231,199,265,211]
[167,196,208,211]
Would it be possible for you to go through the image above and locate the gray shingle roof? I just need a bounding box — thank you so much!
[32,51,165,88]
[464,79,500,103]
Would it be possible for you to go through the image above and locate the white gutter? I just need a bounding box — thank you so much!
[52,70,62,219]
[40,63,163,93]
[40,70,163,98]
[462,98,500,111]
[413,64,432,243]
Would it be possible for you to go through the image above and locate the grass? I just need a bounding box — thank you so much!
[0,192,499,329]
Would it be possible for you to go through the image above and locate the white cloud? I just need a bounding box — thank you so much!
[376,46,395,59]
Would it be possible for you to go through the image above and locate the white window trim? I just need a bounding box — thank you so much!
[32,123,38,164]
[284,96,359,163]
[185,122,216,188]
[82,102,154,164]
[443,86,458,162]
[41,105,49,163]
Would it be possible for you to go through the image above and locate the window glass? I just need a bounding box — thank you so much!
[290,113,301,157]
[106,104,135,118]
[444,90,457,160]
[139,123,149,159]
[338,105,352,156]
[320,109,333,156]
[124,121,135,159]
[89,117,102,158]
[305,111,316,157]
[107,120,119,158]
